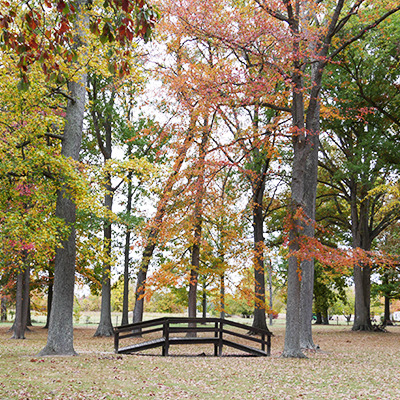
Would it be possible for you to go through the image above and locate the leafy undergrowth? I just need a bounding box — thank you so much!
[0,323,399,399]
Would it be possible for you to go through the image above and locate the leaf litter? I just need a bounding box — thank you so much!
[0,324,399,399]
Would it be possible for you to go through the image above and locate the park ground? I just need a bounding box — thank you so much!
[0,315,399,399]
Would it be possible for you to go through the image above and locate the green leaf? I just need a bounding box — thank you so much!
[17,79,30,92]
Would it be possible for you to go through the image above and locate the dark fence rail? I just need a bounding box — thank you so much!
[114,317,271,357]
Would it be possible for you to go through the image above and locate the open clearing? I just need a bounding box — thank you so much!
[0,322,399,399]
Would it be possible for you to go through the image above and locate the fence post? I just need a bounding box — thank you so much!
[214,321,218,356]
[218,319,223,356]
[114,329,119,354]
[261,333,265,352]
[162,320,169,356]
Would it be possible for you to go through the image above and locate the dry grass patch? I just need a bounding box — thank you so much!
[0,323,399,399]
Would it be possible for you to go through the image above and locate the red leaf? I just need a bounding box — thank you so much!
[122,0,129,12]
[56,0,66,13]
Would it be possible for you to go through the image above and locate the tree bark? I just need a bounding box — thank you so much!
[1,296,7,322]
[22,265,30,331]
[38,6,87,352]
[300,98,319,350]
[89,76,115,338]
[322,310,329,325]
[282,61,308,358]
[268,260,273,326]
[351,188,373,331]
[11,269,24,339]
[187,243,200,336]
[94,172,114,337]
[202,285,207,319]
[384,295,391,326]
[252,201,268,331]
[187,120,208,337]
[132,240,156,325]
[44,269,53,329]
[220,273,225,319]
[282,0,348,358]
[122,170,133,326]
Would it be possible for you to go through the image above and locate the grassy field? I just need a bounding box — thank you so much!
[0,317,399,399]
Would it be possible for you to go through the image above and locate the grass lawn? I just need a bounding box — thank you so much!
[0,318,399,399]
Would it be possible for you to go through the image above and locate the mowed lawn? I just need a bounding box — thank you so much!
[0,321,399,399]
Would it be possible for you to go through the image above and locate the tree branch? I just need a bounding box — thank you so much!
[329,5,400,60]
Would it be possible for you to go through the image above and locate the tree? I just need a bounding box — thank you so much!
[86,74,117,337]
[169,0,400,357]
[39,1,89,355]
[372,223,400,326]
[131,114,198,324]
[0,53,69,338]
[319,40,400,330]
[0,0,157,354]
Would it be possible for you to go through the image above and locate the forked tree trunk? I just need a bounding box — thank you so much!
[351,194,373,332]
[38,5,88,353]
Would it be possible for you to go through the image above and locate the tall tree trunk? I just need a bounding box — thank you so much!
[384,295,391,326]
[252,200,268,331]
[132,117,197,324]
[132,240,156,325]
[21,265,30,332]
[11,270,24,339]
[38,4,88,353]
[282,63,308,358]
[220,273,225,319]
[89,75,115,338]
[282,0,348,357]
[352,191,373,331]
[122,170,133,326]
[1,296,7,322]
[322,309,329,325]
[94,173,114,337]
[26,298,32,327]
[300,98,319,350]
[187,120,208,337]
[268,260,273,326]
[202,284,207,319]
[187,230,200,337]
[44,269,53,329]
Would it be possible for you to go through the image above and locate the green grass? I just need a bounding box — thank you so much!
[0,318,399,399]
